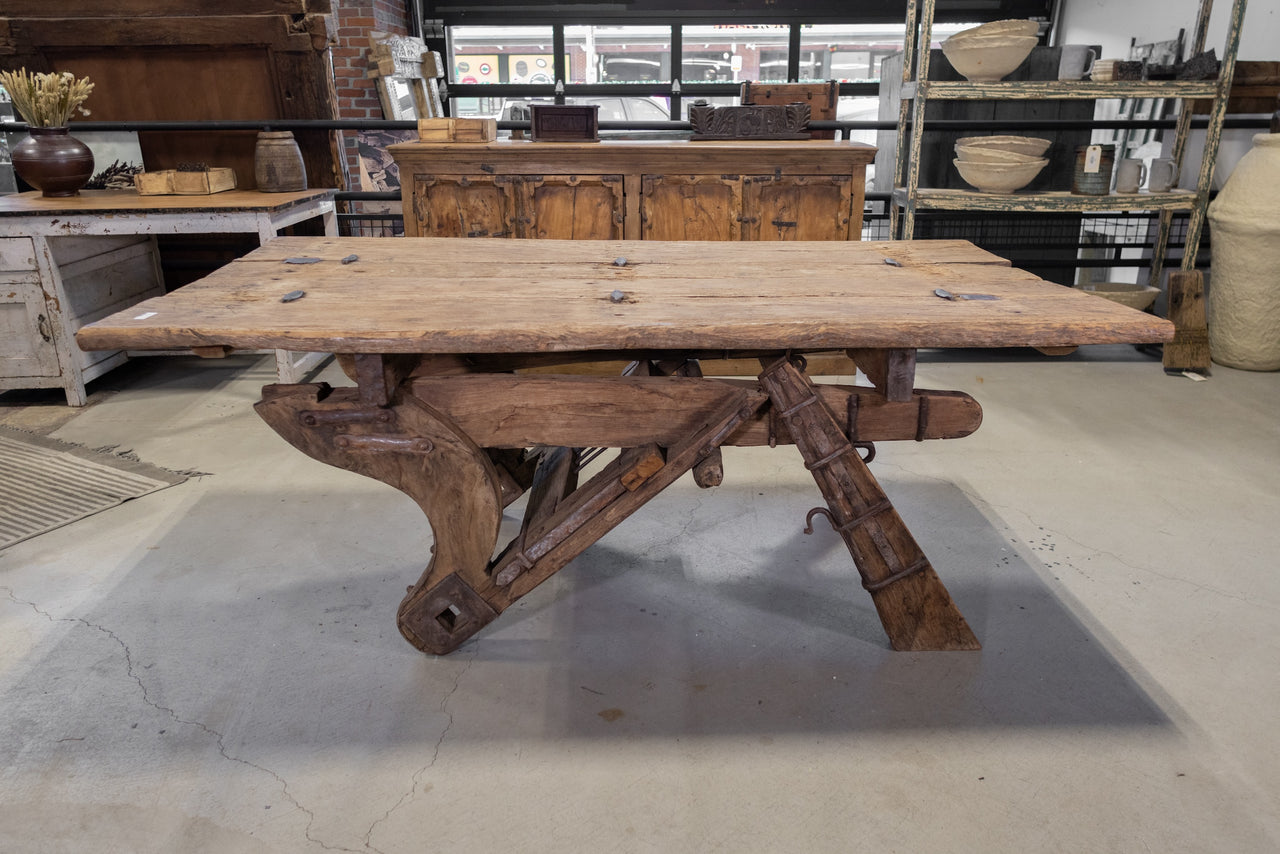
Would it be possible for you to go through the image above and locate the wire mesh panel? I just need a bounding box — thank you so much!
[333,193,1204,286]
[339,199,404,237]
[861,195,1203,286]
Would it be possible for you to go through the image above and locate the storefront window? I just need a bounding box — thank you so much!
[681,24,789,84]
[798,24,974,83]
[566,25,672,84]
[447,21,981,119]
[449,26,556,85]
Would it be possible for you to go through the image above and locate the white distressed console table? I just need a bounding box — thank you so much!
[0,188,336,405]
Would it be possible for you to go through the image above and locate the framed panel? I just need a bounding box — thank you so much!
[746,175,854,241]
[524,175,624,239]
[640,173,742,241]
[410,174,517,238]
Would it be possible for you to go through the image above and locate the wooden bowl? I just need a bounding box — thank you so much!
[953,157,1048,193]
[1073,282,1160,311]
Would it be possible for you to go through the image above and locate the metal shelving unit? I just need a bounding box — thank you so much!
[891,0,1248,295]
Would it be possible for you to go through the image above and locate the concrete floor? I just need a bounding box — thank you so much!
[1,347,1277,853]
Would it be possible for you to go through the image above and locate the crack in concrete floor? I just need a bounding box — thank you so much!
[0,585,368,853]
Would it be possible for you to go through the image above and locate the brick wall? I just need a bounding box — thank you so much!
[333,0,411,187]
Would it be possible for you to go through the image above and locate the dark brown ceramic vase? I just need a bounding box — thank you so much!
[12,126,95,197]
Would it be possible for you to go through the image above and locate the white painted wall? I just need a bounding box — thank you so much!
[1056,0,1277,61]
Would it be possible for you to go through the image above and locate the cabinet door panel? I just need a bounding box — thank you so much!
[641,175,743,241]
[0,237,37,272]
[411,175,516,238]
[526,175,624,240]
[1,278,60,378]
[746,175,854,241]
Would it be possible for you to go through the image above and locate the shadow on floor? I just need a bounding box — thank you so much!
[1,469,1172,760]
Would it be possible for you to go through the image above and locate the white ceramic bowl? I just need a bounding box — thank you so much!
[954,145,1046,164]
[949,19,1041,40]
[953,157,1048,193]
[941,35,1038,82]
[944,33,1038,49]
[955,135,1052,158]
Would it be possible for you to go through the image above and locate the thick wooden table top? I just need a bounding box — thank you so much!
[76,236,1174,355]
[0,189,334,217]
[388,138,878,170]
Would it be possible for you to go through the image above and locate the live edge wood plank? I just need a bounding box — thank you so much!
[76,236,1174,357]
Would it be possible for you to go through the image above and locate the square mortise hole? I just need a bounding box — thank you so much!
[436,603,462,631]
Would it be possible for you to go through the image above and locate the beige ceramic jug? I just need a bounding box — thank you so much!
[1206,133,1280,370]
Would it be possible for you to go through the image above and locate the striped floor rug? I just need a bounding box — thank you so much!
[0,428,186,550]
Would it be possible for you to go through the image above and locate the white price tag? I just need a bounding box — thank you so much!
[1084,145,1102,174]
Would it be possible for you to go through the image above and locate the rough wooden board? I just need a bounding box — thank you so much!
[408,375,981,448]
[1163,269,1211,373]
[898,188,1199,214]
[905,80,1220,100]
[389,139,877,176]
[0,189,333,217]
[134,234,1013,267]
[77,236,1175,355]
[1,1,321,16]
[7,15,321,51]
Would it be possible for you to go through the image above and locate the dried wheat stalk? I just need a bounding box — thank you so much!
[0,68,94,128]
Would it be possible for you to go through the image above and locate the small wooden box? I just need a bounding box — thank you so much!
[135,168,237,195]
[530,105,599,142]
[417,118,497,142]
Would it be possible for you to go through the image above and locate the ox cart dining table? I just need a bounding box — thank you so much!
[76,236,1173,656]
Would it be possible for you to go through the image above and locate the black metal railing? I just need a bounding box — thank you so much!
[4,115,1262,284]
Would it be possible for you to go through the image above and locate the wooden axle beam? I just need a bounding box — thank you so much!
[408,374,981,449]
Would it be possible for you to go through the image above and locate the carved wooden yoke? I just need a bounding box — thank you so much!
[254,348,982,653]
[75,236,1174,656]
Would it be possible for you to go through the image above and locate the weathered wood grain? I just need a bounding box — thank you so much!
[848,348,916,402]
[742,80,839,139]
[2,1,325,16]
[77,236,1174,356]
[408,374,982,449]
[898,188,1199,214]
[1163,270,1211,373]
[390,139,876,177]
[0,190,331,216]
[392,139,875,242]
[6,15,321,50]
[758,356,980,651]
[494,391,767,608]
[254,383,505,655]
[904,80,1220,100]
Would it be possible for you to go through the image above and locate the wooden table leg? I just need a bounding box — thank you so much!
[758,355,980,651]
[255,377,766,654]
[489,390,765,598]
[255,382,507,654]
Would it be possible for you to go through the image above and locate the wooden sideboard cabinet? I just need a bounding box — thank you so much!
[389,140,877,241]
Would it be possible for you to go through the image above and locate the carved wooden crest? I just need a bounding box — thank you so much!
[689,102,811,140]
